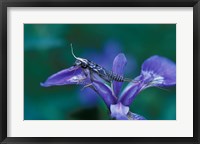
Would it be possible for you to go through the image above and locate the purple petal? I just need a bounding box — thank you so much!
[92,80,117,108]
[41,66,90,87]
[119,80,143,106]
[142,55,176,86]
[112,53,127,96]
[110,102,129,120]
[119,55,176,106]
[127,112,146,120]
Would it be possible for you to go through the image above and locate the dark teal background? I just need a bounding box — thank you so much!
[24,24,176,120]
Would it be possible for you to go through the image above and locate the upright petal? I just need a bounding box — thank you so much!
[142,55,176,86]
[92,80,117,108]
[112,53,127,96]
[41,66,90,87]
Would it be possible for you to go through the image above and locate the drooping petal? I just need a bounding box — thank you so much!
[92,80,117,108]
[142,55,176,86]
[127,112,146,120]
[41,66,90,87]
[112,53,127,96]
[110,102,129,120]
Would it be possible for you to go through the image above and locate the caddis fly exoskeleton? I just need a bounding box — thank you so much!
[70,44,133,83]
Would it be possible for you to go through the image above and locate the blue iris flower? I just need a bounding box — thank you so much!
[41,52,176,120]
[79,41,136,107]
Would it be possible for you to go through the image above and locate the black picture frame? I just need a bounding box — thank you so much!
[0,0,199,144]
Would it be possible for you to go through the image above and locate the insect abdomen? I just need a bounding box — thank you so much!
[88,60,125,82]
[106,71,124,82]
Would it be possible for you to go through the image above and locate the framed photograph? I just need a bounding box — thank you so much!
[0,0,199,143]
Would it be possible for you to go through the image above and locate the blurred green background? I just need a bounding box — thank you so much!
[24,24,176,120]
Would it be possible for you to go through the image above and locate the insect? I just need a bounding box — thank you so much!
[70,44,132,83]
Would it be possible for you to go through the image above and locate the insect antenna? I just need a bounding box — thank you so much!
[124,78,132,82]
[124,78,141,83]
[70,43,78,59]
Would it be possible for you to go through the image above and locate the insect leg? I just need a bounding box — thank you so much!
[80,70,100,91]
[80,69,94,90]
[81,83,93,91]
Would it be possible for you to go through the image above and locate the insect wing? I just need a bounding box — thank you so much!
[88,61,112,82]
[95,68,112,82]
